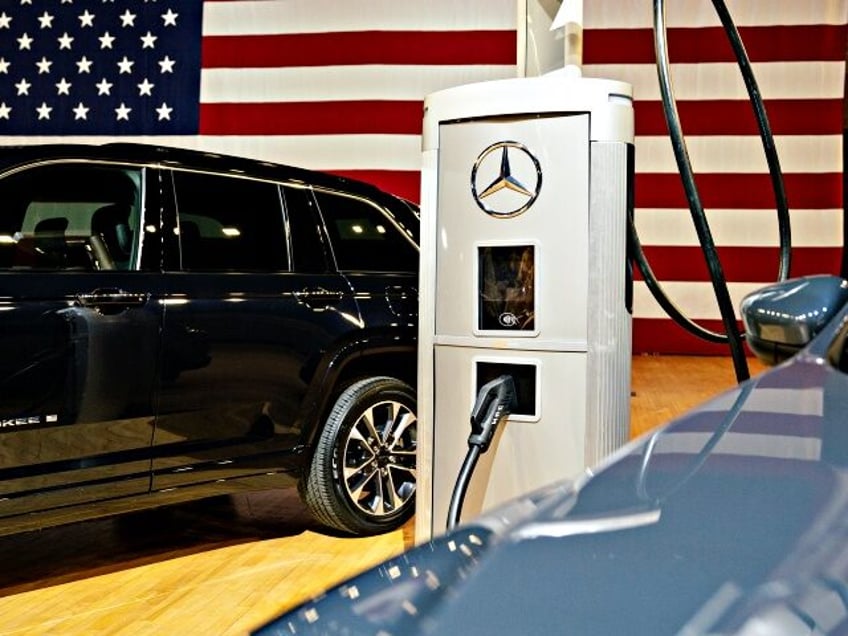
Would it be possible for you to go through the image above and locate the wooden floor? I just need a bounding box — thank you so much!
[0,355,765,635]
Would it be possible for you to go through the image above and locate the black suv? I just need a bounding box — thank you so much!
[0,143,419,536]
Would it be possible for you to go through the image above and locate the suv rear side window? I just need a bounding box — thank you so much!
[0,164,141,271]
[172,171,287,272]
[313,189,417,273]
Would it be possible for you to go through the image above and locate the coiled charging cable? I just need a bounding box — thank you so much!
[631,0,792,382]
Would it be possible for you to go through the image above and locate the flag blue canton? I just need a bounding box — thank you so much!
[0,0,202,135]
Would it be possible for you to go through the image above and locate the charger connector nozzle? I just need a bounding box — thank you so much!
[467,375,517,452]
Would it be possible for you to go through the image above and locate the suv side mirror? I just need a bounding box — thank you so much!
[740,275,848,366]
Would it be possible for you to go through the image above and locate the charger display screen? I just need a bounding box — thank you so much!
[478,244,535,331]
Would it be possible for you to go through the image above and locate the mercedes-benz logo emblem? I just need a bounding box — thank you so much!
[470,141,542,218]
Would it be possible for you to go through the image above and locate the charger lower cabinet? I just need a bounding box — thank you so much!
[416,74,635,540]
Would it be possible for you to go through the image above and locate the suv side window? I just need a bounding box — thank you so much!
[172,171,287,272]
[312,189,418,273]
[0,164,141,271]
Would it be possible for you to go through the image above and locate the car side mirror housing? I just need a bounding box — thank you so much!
[740,275,848,366]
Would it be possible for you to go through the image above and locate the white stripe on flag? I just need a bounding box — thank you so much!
[584,0,847,29]
[203,0,518,35]
[634,208,844,247]
[200,65,519,103]
[0,135,424,172]
[635,135,842,174]
[634,281,777,320]
[583,62,845,100]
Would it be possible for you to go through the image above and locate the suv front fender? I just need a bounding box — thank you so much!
[294,326,418,451]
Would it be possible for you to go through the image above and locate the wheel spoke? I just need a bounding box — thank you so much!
[371,468,386,515]
[388,451,417,474]
[347,464,379,502]
[386,466,416,505]
[342,427,375,481]
[347,424,369,445]
[359,406,381,443]
[381,469,398,511]
[382,403,403,442]
[387,411,416,451]
[391,467,416,501]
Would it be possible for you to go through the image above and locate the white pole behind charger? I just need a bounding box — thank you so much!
[551,0,583,75]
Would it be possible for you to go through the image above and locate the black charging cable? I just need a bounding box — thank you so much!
[632,0,793,383]
[446,375,517,531]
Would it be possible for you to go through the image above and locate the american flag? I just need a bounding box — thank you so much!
[583,0,847,353]
[0,0,517,203]
[0,0,843,355]
[0,0,203,135]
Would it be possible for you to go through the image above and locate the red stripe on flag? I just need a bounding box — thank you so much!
[200,101,423,135]
[585,24,847,64]
[636,173,842,210]
[633,318,754,355]
[635,246,843,282]
[201,30,517,68]
[328,172,843,218]
[635,99,843,136]
[199,99,842,137]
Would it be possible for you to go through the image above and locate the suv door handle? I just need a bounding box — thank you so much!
[385,285,418,317]
[76,289,149,311]
[294,287,344,310]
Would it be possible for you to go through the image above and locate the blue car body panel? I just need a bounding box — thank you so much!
[256,300,848,634]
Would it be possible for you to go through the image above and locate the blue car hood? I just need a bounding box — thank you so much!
[256,351,848,635]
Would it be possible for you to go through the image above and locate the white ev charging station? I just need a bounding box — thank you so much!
[415,5,635,539]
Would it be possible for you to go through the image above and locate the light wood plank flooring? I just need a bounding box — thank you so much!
[0,355,765,635]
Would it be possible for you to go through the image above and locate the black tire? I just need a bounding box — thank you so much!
[301,376,417,535]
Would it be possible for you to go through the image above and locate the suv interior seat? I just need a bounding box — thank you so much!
[91,204,133,270]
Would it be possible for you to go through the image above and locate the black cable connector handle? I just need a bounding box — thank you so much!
[446,375,517,531]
